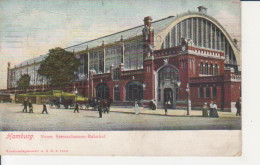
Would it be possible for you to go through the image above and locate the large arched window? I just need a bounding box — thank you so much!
[158,65,179,87]
[96,83,109,100]
[125,81,143,101]
[161,17,238,67]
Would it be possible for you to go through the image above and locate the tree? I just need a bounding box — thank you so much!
[17,74,30,91]
[38,47,81,87]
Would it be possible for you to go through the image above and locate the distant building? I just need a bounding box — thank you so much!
[7,7,241,112]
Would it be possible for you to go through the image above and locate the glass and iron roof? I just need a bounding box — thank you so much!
[15,16,176,68]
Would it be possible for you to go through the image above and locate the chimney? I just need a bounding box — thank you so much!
[144,16,152,27]
[198,6,207,14]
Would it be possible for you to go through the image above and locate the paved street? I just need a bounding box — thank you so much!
[0,103,241,131]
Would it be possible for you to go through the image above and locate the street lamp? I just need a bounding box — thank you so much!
[74,86,78,103]
[186,83,191,115]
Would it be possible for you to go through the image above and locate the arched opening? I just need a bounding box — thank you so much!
[125,81,143,101]
[157,65,179,109]
[96,83,109,100]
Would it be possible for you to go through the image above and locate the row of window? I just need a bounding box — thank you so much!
[200,62,218,75]
[199,86,217,98]
[96,81,143,101]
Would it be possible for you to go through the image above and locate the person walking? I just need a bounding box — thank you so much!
[235,98,241,116]
[42,103,48,114]
[202,102,209,117]
[98,102,103,118]
[164,101,169,115]
[22,99,28,113]
[134,100,139,115]
[74,103,79,113]
[28,100,33,113]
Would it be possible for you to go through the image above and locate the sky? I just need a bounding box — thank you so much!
[0,0,241,89]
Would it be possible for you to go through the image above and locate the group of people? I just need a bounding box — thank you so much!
[202,101,219,118]
[22,99,48,114]
[22,99,34,113]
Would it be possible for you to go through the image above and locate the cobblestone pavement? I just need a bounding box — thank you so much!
[0,103,241,131]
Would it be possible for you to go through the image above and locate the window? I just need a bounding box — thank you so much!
[205,86,210,98]
[96,83,109,100]
[125,81,143,101]
[200,62,203,74]
[205,63,208,75]
[199,87,204,98]
[212,86,217,98]
[215,64,218,75]
[210,64,213,75]
[113,68,119,81]
[114,86,120,101]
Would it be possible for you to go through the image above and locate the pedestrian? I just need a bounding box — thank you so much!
[235,98,241,116]
[134,100,139,115]
[28,100,33,113]
[22,99,28,113]
[164,100,169,115]
[98,103,102,118]
[210,101,219,118]
[202,102,209,117]
[209,101,214,117]
[74,103,79,113]
[42,103,48,114]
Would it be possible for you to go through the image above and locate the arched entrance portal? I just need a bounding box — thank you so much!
[96,83,109,100]
[156,65,179,109]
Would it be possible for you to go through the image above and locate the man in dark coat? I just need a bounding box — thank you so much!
[74,103,79,113]
[235,98,241,116]
[28,100,33,113]
[22,99,28,113]
[164,101,169,115]
[98,101,102,118]
[42,103,48,114]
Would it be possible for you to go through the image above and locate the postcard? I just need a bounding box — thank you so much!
[0,0,241,156]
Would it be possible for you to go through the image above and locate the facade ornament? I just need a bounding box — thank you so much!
[163,58,168,65]
[146,43,155,57]
[143,25,150,41]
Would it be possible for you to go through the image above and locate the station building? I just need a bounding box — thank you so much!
[7,6,241,112]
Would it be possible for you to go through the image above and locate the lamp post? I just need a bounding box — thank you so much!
[173,80,181,108]
[74,86,78,104]
[186,83,191,115]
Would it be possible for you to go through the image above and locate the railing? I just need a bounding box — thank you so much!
[225,73,241,82]
[154,46,181,57]
[121,69,144,76]
[93,73,110,79]
[189,47,224,58]
[190,76,224,83]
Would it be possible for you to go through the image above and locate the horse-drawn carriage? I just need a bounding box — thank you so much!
[49,97,74,109]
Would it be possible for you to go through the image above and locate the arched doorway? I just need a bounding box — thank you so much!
[96,83,109,100]
[156,65,179,109]
[125,81,143,101]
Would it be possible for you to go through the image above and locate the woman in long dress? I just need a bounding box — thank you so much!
[202,102,209,117]
[212,103,219,118]
[134,100,139,115]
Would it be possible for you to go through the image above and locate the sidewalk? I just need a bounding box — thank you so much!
[110,106,240,118]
